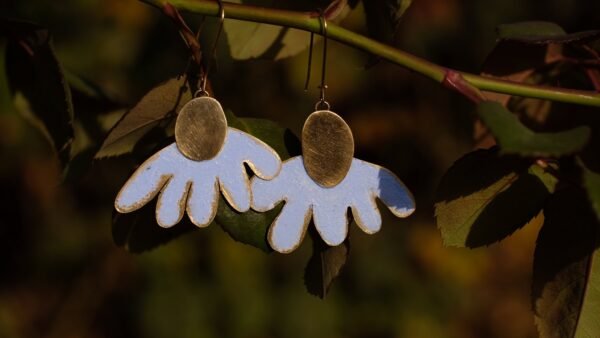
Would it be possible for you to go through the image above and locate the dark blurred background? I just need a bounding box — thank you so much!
[0,1,599,337]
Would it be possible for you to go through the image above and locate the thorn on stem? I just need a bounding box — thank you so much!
[442,70,485,104]
[163,2,202,65]
[585,68,600,92]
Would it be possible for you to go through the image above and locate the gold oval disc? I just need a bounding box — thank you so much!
[175,96,228,161]
[302,110,354,188]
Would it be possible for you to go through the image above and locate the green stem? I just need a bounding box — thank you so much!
[142,0,600,108]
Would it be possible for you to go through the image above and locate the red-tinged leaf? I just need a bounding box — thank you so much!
[324,0,349,20]
[481,36,563,107]
[163,2,201,64]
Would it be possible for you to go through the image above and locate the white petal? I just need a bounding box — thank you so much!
[250,169,288,212]
[350,193,382,234]
[268,201,312,253]
[115,144,180,213]
[312,204,349,246]
[186,177,219,227]
[156,177,191,228]
[256,157,414,252]
[373,167,416,217]
[227,128,281,179]
[218,164,251,212]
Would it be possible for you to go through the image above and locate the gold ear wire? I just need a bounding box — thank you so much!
[196,0,225,97]
[304,9,330,111]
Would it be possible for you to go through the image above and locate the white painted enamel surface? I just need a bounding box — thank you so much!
[251,156,415,253]
[115,128,281,228]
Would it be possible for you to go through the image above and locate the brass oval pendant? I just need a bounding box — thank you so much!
[302,110,354,188]
[175,96,228,161]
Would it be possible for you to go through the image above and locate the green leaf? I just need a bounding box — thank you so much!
[215,198,281,252]
[223,0,350,60]
[580,162,600,221]
[498,21,566,41]
[304,233,349,298]
[4,19,74,165]
[224,15,282,60]
[529,163,558,193]
[435,148,554,248]
[477,101,591,157]
[224,108,301,160]
[239,118,301,159]
[533,187,600,338]
[96,76,192,158]
[497,21,600,44]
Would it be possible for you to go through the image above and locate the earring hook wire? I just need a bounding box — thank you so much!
[304,9,330,111]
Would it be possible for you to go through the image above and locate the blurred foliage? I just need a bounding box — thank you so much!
[435,20,600,338]
[0,0,599,338]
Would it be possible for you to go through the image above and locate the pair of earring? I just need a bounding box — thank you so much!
[114,6,415,253]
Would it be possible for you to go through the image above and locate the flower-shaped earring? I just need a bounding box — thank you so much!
[250,13,415,253]
[115,4,282,228]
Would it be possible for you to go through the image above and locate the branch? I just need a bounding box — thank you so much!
[142,0,600,108]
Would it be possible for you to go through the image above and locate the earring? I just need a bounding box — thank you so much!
[115,2,282,228]
[250,12,415,253]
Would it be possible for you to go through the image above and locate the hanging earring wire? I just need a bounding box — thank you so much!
[304,29,315,92]
[196,0,225,97]
[317,10,329,111]
[304,9,330,111]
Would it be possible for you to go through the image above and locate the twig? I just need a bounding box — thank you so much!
[142,0,600,108]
